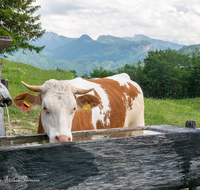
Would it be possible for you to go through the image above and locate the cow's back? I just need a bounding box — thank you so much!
[71,73,144,131]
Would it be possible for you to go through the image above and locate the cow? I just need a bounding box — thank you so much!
[13,73,145,143]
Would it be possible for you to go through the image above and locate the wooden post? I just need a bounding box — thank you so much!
[185,120,197,129]
[0,36,12,136]
[0,59,4,136]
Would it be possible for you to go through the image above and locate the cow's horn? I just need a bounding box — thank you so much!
[21,81,42,92]
[73,87,94,95]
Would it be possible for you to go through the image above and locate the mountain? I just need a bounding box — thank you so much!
[7,32,186,76]
[124,34,183,50]
[45,34,109,61]
[31,32,76,50]
[45,34,154,64]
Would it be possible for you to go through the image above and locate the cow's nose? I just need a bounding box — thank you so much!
[54,135,71,143]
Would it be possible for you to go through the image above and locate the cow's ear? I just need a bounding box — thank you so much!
[13,92,41,109]
[76,94,101,110]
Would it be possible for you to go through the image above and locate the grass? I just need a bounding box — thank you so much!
[2,59,200,135]
[145,98,200,127]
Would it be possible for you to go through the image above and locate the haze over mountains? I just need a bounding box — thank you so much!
[8,32,190,76]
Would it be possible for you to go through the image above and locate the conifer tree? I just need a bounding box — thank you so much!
[0,0,45,55]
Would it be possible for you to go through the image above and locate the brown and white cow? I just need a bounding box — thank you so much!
[13,73,145,143]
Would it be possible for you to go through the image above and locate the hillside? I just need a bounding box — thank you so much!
[178,44,200,55]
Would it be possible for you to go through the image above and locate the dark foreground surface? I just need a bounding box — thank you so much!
[0,125,200,190]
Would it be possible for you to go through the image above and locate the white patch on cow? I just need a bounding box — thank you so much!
[107,73,142,93]
[107,73,130,87]
[67,78,111,129]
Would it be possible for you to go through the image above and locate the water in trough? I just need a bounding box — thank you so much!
[0,129,163,147]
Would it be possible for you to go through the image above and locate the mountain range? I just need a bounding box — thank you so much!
[7,32,187,76]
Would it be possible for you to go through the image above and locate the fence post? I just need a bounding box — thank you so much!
[0,36,13,136]
[185,120,197,129]
[0,59,4,136]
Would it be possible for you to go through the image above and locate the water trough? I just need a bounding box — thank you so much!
[0,125,200,190]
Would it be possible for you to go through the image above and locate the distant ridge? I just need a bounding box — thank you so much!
[97,35,127,44]
[124,34,183,50]
[178,44,200,54]
[8,32,188,76]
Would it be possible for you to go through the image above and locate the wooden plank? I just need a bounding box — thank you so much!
[0,36,13,52]
[0,125,200,189]
[0,108,5,136]
[0,80,12,136]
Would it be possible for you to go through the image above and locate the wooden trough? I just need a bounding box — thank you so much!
[0,125,200,189]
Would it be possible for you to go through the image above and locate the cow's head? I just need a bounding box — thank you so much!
[13,79,101,143]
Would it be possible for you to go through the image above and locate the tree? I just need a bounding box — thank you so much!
[89,67,116,78]
[117,64,136,81]
[135,60,143,87]
[188,48,200,97]
[0,0,45,55]
[143,49,190,98]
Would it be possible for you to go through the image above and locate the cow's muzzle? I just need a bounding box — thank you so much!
[54,135,71,143]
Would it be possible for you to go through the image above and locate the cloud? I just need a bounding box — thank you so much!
[34,0,200,45]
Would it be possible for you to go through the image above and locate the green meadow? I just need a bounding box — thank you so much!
[2,59,200,135]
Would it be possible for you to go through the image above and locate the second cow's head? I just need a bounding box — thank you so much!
[13,79,101,143]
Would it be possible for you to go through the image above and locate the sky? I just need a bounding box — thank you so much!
[34,0,200,45]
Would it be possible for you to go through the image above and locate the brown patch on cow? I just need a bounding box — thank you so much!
[13,92,41,108]
[71,94,101,131]
[72,110,94,131]
[76,94,101,110]
[58,96,61,100]
[37,113,45,133]
[86,78,140,129]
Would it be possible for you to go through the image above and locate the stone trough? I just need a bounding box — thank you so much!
[0,125,200,190]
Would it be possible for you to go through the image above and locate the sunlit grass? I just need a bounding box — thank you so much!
[145,98,200,127]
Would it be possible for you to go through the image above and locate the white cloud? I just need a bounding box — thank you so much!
[34,0,200,45]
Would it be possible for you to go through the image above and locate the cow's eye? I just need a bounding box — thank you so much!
[42,105,48,111]
[73,107,76,111]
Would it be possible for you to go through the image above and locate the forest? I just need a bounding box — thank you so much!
[82,48,200,99]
